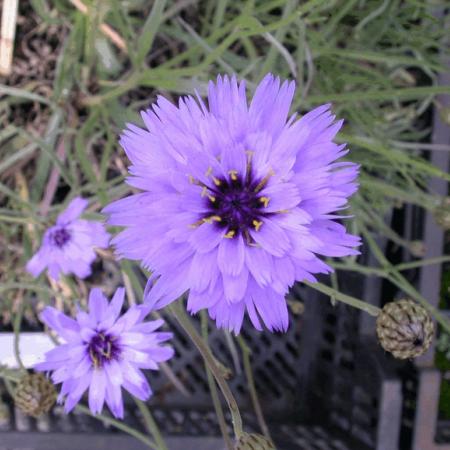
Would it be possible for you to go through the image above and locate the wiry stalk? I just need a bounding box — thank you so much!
[201,312,234,450]
[237,336,273,444]
[169,302,244,439]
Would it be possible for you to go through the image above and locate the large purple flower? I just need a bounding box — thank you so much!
[104,74,360,333]
[27,197,110,281]
[34,287,174,418]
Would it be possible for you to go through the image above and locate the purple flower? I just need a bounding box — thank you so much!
[103,74,360,333]
[34,287,174,418]
[27,197,110,281]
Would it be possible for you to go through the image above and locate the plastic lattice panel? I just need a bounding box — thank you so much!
[275,425,353,450]
[297,271,383,450]
[148,304,304,418]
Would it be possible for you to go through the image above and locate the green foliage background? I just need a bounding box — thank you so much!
[0,0,449,333]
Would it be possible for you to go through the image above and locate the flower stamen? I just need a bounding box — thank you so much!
[224,230,236,238]
[228,170,238,181]
[254,169,274,193]
[252,220,263,231]
[203,215,222,224]
[259,196,270,208]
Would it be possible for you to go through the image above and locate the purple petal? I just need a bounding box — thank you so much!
[250,219,291,257]
[40,307,81,342]
[105,383,124,419]
[88,288,108,323]
[64,371,92,413]
[88,369,107,415]
[217,235,245,276]
[26,249,49,277]
[57,197,88,225]
[121,361,152,401]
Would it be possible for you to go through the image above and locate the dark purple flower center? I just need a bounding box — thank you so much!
[201,169,274,242]
[87,332,121,368]
[50,228,71,248]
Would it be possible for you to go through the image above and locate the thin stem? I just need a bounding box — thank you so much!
[135,399,168,450]
[224,330,242,375]
[359,222,450,334]
[0,366,21,397]
[13,299,26,371]
[237,336,273,444]
[200,312,233,450]
[169,302,243,438]
[394,256,450,272]
[75,405,157,449]
[389,270,450,335]
[3,377,16,398]
[304,281,381,317]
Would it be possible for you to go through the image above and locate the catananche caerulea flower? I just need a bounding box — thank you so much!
[26,197,110,281]
[103,74,360,333]
[34,287,174,418]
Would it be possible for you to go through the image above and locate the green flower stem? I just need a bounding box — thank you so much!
[394,256,450,272]
[134,399,168,450]
[0,369,21,383]
[169,302,244,439]
[75,405,157,450]
[304,281,381,317]
[13,300,26,371]
[237,336,273,444]
[359,221,450,334]
[0,368,20,397]
[388,270,450,335]
[201,312,233,450]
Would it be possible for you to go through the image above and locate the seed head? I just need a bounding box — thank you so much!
[434,197,450,230]
[234,433,275,450]
[14,373,56,418]
[376,299,434,359]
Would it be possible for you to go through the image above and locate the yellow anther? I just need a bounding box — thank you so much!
[101,342,112,359]
[89,349,99,368]
[212,176,222,186]
[228,170,238,181]
[224,230,236,239]
[188,175,196,184]
[190,215,221,228]
[202,215,222,224]
[201,186,208,197]
[254,169,275,193]
[208,195,216,202]
[189,220,203,228]
[205,167,213,176]
[252,220,263,232]
[259,196,270,208]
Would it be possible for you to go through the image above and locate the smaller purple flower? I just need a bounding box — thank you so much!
[26,197,110,280]
[34,287,174,418]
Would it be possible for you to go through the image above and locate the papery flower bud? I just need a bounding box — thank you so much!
[14,373,56,417]
[434,197,450,230]
[409,240,425,258]
[376,299,434,359]
[439,106,450,126]
[234,433,275,450]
